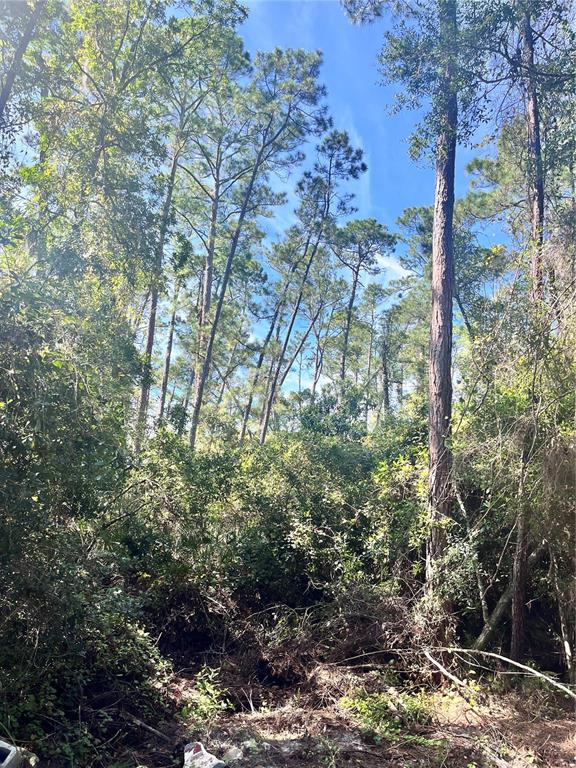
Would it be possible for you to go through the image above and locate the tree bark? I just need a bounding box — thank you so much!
[197,149,222,356]
[381,340,390,415]
[506,8,547,660]
[239,314,278,444]
[215,340,239,408]
[426,0,458,589]
[396,368,403,409]
[311,306,334,399]
[179,367,195,435]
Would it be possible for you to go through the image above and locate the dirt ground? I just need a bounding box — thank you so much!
[124,664,575,768]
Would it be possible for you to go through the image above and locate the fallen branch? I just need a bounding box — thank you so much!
[437,647,576,700]
[423,650,476,695]
[122,713,172,743]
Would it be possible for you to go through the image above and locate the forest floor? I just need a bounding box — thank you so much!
[124,662,575,768]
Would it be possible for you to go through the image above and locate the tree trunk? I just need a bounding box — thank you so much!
[340,266,359,381]
[365,307,376,425]
[135,150,178,449]
[0,0,47,122]
[456,489,489,624]
[312,335,323,399]
[510,484,528,661]
[239,259,302,443]
[278,304,323,390]
[474,545,545,651]
[215,341,239,408]
[396,368,403,409]
[550,548,575,682]
[179,367,195,435]
[158,281,180,421]
[239,316,277,443]
[259,241,319,444]
[508,8,546,659]
[381,340,390,415]
[167,379,177,415]
[312,306,335,398]
[426,0,458,589]
[197,151,221,357]
[520,8,545,302]
[189,151,263,449]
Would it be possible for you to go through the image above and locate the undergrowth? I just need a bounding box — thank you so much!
[340,689,445,748]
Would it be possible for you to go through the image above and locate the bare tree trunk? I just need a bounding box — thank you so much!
[239,318,277,443]
[215,341,239,408]
[340,267,359,381]
[260,347,279,421]
[158,282,180,421]
[167,379,177,415]
[135,150,178,449]
[312,306,335,399]
[189,152,262,449]
[508,9,547,657]
[426,0,457,589]
[0,0,47,122]
[365,307,376,425]
[520,8,545,302]
[312,337,323,399]
[278,303,323,390]
[182,368,196,413]
[196,150,221,359]
[381,340,390,415]
[259,251,316,443]
[239,259,302,443]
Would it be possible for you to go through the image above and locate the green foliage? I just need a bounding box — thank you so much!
[341,689,438,745]
[298,385,368,439]
[226,434,379,603]
[180,667,231,728]
[0,256,172,763]
[1,0,575,763]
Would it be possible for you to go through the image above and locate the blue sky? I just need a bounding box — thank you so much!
[236,1,506,393]
[240,0,500,276]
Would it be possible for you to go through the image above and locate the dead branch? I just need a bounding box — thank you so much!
[437,647,576,700]
[423,650,476,695]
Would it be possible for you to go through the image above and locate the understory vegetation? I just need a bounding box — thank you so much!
[0,1,575,766]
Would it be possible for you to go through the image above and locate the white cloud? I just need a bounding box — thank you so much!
[376,254,411,280]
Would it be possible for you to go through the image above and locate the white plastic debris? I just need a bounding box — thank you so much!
[183,742,226,768]
[0,740,25,767]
